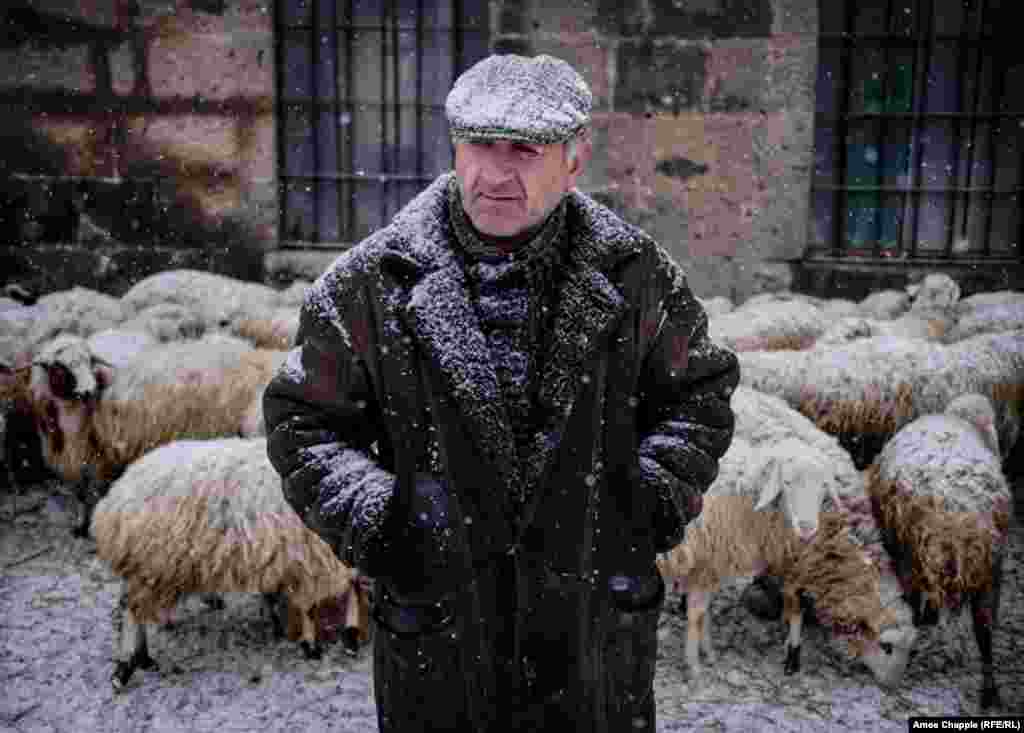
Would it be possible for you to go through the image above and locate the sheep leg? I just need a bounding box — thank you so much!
[290,599,323,661]
[200,593,226,611]
[341,585,369,657]
[971,551,1003,710]
[782,591,803,675]
[685,590,709,677]
[261,592,285,638]
[111,591,157,690]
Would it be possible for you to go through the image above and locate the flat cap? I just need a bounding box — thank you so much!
[446,54,592,145]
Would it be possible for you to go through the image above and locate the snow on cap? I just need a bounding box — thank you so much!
[446,54,592,145]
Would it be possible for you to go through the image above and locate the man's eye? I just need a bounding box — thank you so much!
[515,145,541,158]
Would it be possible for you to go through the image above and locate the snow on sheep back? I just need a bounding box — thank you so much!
[91,437,359,690]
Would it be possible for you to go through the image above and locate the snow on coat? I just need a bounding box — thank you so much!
[90,437,359,689]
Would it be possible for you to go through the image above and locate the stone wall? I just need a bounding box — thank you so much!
[3,1,1016,302]
[0,0,276,296]
[492,0,818,300]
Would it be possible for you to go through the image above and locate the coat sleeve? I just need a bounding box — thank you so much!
[634,251,739,553]
[263,270,397,574]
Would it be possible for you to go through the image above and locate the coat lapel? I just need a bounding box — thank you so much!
[382,179,640,548]
[516,254,629,535]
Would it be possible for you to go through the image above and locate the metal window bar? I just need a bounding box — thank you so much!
[813,0,1021,261]
[276,0,485,248]
[902,0,931,259]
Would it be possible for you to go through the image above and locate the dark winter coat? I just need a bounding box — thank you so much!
[263,173,739,733]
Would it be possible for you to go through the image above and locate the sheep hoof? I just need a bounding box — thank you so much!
[783,645,801,675]
[201,594,226,611]
[111,661,136,690]
[300,640,323,660]
[341,628,361,657]
[137,652,158,671]
[916,603,939,627]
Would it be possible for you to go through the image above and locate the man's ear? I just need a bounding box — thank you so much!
[566,130,592,185]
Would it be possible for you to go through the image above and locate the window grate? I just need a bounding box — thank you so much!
[810,0,1022,261]
[274,0,488,248]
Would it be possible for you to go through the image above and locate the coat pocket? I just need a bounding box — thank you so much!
[603,570,663,731]
[372,585,471,732]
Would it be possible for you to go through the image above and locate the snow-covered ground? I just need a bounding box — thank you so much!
[2,479,1021,732]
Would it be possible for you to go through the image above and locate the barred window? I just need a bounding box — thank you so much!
[810,0,1022,262]
[275,0,488,247]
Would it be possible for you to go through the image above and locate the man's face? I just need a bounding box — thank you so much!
[454,138,587,239]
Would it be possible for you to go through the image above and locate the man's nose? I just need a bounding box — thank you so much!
[478,149,517,181]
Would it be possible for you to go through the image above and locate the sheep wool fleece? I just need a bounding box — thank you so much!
[263,172,739,733]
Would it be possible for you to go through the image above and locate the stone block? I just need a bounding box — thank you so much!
[594,0,773,38]
[492,37,532,55]
[615,41,707,115]
[110,38,141,96]
[531,33,611,111]
[237,112,276,184]
[147,29,274,102]
[498,0,530,35]
[530,0,599,34]
[703,41,767,113]
[0,44,95,93]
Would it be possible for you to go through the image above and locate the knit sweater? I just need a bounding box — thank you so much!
[448,181,570,508]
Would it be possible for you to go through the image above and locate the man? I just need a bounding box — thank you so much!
[264,53,739,732]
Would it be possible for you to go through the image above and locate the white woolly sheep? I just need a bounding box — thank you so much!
[945,290,1024,344]
[868,392,1012,709]
[657,385,919,686]
[119,269,285,333]
[231,307,300,351]
[739,329,1024,467]
[814,275,961,347]
[91,436,364,689]
[696,295,735,318]
[657,488,917,688]
[858,289,910,320]
[709,298,833,352]
[11,333,285,534]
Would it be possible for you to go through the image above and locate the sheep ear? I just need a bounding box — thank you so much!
[754,460,783,511]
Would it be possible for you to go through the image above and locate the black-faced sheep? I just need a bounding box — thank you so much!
[867,392,1013,709]
[91,437,363,689]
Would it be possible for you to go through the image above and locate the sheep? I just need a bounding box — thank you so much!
[709,298,833,352]
[231,307,299,351]
[11,333,285,534]
[739,329,1024,468]
[657,489,917,688]
[119,269,285,333]
[858,289,910,320]
[24,286,126,350]
[90,436,363,689]
[945,290,1024,344]
[867,392,1013,709]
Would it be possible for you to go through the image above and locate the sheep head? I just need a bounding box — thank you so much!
[27,335,113,479]
[857,624,918,688]
[751,438,839,542]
